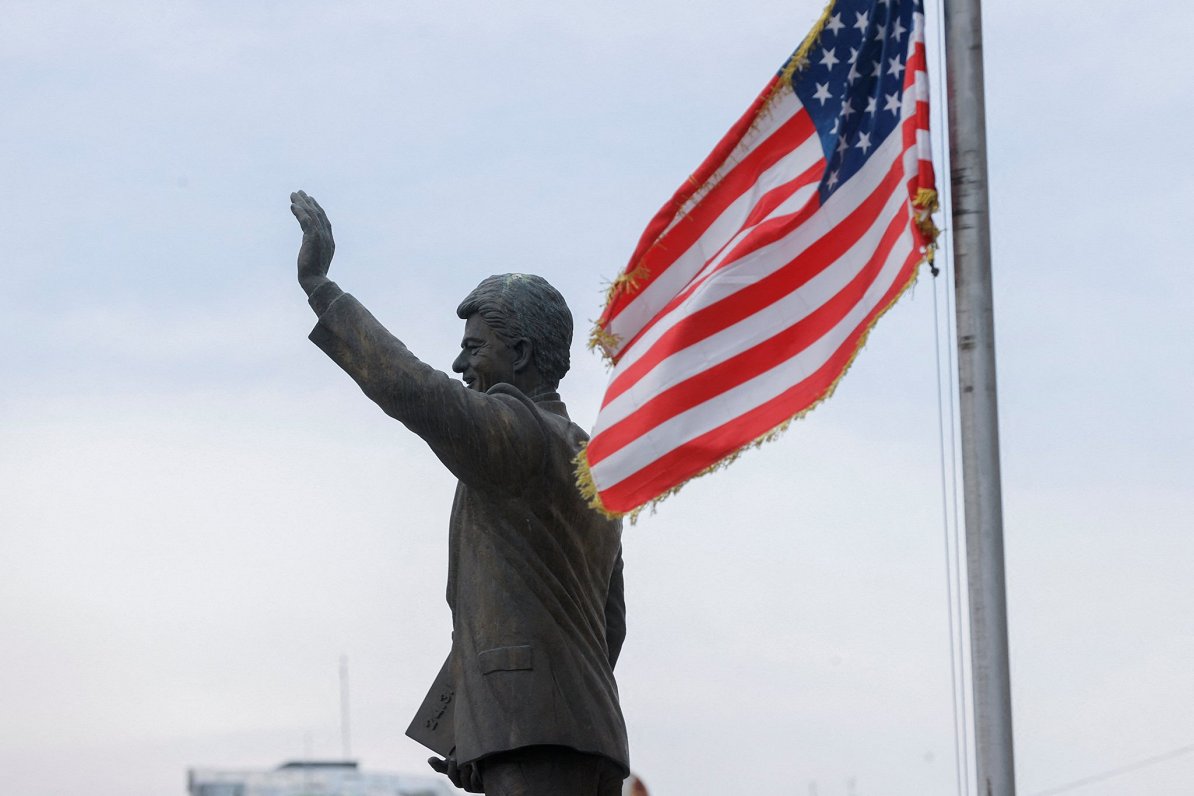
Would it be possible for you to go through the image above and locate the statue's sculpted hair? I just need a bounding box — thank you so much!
[457,274,573,390]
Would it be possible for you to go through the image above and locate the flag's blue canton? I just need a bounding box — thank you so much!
[787,0,920,201]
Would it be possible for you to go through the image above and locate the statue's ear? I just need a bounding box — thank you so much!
[511,337,533,373]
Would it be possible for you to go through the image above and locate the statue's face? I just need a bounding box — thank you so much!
[452,314,515,392]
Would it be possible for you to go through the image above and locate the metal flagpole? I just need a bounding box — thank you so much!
[942,0,1016,793]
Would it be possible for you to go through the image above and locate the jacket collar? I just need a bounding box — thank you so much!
[531,390,569,420]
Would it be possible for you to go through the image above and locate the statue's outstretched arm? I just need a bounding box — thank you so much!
[290,191,546,491]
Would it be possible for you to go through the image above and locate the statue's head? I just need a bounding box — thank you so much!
[454,273,573,395]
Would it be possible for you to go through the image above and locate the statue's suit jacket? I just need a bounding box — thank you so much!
[307,286,629,774]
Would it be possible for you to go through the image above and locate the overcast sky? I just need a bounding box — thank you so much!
[2,1,1192,795]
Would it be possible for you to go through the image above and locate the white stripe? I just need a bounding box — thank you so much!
[905,70,928,119]
[659,84,806,239]
[593,174,910,437]
[661,106,929,339]
[592,219,920,489]
[605,123,927,389]
[661,178,821,313]
[604,32,929,357]
[608,142,822,354]
[605,89,817,350]
[608,94,817,351]
[592,139,922,439]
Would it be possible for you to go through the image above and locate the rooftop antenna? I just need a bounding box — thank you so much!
[339,654,352,760]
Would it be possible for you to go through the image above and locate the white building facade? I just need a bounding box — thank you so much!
[187,761,455,796]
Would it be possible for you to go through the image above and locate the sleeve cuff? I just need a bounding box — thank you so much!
[307,279,345,316]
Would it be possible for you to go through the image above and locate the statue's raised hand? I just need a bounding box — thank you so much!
[290,190,335,294]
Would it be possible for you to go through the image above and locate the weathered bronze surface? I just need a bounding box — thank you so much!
[291,191,628,795]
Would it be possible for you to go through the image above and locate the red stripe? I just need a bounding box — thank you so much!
[603,122,818,341]
[918,160,936,198]
[603,48,930,334]
[656,111,817,260]
[599,161,900,414]
[601,119,925,408]
[601,94,815,328]
[603,77,781,324]
[595,244,925,513]
[620,77,782,270]
[606,109,927,366]
[742,158,824,228]
[588,195,913,466]
[902,102,928,153]
[697,113,929,312]
[906,42,927,77]
[605,158,825,367]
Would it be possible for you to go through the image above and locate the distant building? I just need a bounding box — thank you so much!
[187,761,454,796]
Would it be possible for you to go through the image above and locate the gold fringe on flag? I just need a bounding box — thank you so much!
[913,188,941,265]
[587,325,622,360]
[603,264,651,316]
[589,263,652,357]
[776,0,839,89]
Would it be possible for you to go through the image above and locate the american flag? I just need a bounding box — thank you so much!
[577,0,938,518]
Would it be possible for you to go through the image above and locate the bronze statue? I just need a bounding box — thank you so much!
[291,191,628,795]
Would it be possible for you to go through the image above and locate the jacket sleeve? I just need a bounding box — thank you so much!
[308,290,545,491]
[604,547,626,669]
